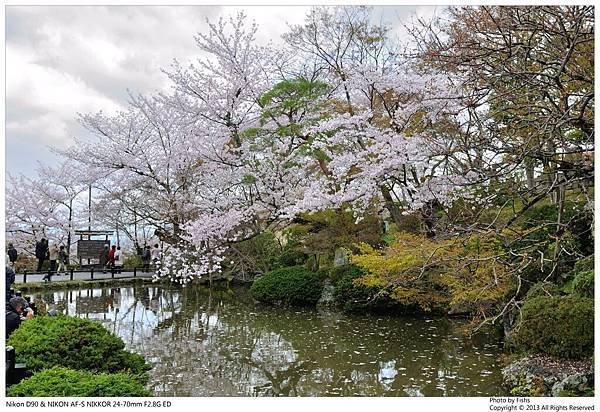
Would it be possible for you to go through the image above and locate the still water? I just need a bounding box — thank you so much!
[32,284,507,396]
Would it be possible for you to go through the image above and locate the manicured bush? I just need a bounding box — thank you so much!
[7,316,150,376]
[512,296,594,359]
[7,367,152,397]
[526,281,561,299]
[250,266,324,306]
[572,270,594,298]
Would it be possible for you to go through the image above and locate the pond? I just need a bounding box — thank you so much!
[30,284,508,397]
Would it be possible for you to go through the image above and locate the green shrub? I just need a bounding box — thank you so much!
[520,202,593,259]
[332,265,404,313]
[315,266,332,280]
[574,255,594,273]
[572,270,594,298]
[124,253,143,268]
[517,203,593,280]
[561,255,594,294]
[277,250,308,267]
[329,264,364,284]
[7,316,150,376]
[526,281,561,299]
[250,266,324,306]
[512,296,594,359]
[7,367,151,397]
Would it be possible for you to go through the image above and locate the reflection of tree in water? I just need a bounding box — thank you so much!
[144,287,504,396]
[166,287,204,337]
[30,284,506,396]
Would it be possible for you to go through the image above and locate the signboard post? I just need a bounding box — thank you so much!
[75,230,114,267]
[77,240,110,260]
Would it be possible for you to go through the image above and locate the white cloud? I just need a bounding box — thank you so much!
[6,5,425,177]
[7,43,122,147]
[223,5,312,45]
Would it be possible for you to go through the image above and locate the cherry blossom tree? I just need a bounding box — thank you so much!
[62,93,205,244]
[279,7,468,226]
[158,8,469,282]
[6,173,57,256]
[31,162,88,258]
[6,162,87,259]
[58,8,467,283]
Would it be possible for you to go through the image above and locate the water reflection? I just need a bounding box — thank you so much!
[31,285,507,397]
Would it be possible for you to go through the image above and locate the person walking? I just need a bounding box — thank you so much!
[49,243,59,274]
[108,245,116,269]
[57,245,68,275]
[35,238,48,272]
[114,246,124,274]
[99,244,110,274]
[142,245,151,272]
[7,243,18,267]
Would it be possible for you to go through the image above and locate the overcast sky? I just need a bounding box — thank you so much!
[5,5,439,178]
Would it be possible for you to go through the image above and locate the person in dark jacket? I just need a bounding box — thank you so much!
[99,244,110,274]
[35,238,49,271]
[7,243,18,267]
[6,265,16,302]
[6,296,27,339]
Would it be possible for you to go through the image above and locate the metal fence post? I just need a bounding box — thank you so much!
[23,270,27,284]
[111,266,115,279]
[90,267,94,280]
[133,267,137,278]
[70,268,74,281]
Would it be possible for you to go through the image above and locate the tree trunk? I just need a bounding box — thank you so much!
[546,141,558,203]
[66,199,73,265]
[551,174,566,279]
[132,209,142,255]
[420,200,441,239]
[525,160,536,191]
[379,185,404,229]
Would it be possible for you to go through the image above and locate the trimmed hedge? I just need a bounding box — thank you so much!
[512,296,594,359]
[7,367,152,397]
[7,315,150,376]
[250,266,324,306]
